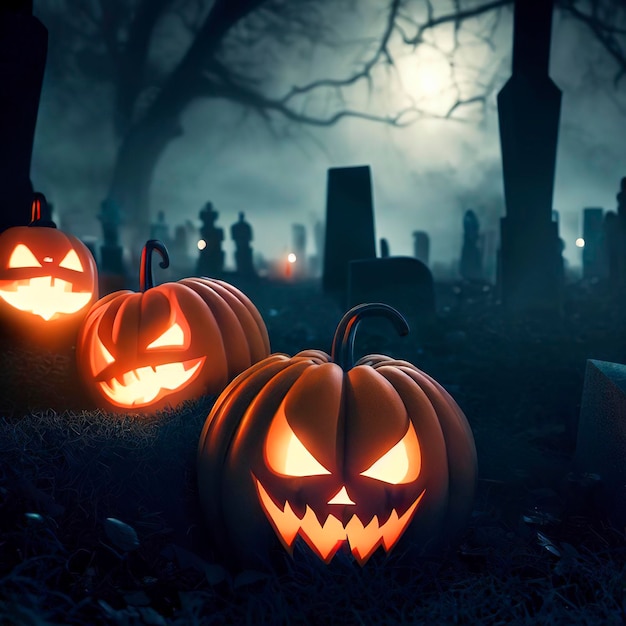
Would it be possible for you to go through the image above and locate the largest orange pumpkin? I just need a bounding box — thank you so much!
[197,303,477,568]
[76,239,270,413]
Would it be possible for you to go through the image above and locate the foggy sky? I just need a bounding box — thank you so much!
[30,3,626,273]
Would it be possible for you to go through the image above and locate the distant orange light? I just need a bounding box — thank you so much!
[287,253,296,264]
[197,239,207,250]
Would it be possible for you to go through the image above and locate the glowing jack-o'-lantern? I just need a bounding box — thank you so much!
[76,239,270,413]
[197,303,477,568]
[0,193,98,344]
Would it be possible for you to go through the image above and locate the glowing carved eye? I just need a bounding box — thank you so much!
[265,401,331,476]
[9,244,41,268]
[360,423,421,484]
[147,323,185,349]
[59,249,84,272]
[92,337,115,375]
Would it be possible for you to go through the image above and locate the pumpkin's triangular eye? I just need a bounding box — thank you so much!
[59,249,84,272]
[265,400,331,477]
[147,322,185,349]
[9,244,42,268]
[92,336,115,375]
[360,422,421,484]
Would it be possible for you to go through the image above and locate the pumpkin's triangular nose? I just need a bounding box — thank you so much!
[327,486,355,505]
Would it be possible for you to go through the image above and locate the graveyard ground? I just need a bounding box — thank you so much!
[1,277,626,625]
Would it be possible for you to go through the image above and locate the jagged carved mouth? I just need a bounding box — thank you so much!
[98,357,204,407]
[0,277,92,320]
[254,477,425,565]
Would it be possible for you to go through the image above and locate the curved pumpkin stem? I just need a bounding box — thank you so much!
[140,239,170,291]
[330,303,409,370]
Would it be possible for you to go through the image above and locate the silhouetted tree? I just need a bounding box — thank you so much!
[35,0,626,248]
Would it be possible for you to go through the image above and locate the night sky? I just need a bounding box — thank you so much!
[30,1,626,273]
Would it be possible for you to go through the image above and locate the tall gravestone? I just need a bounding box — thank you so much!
[322,166,376,304]
[291,223,307,278]
[98,198,127,294]
[231,212,255,277]
[582,207,606,280]
[413,231,430,266]
[459,209,483,281]
[497,0,563,312]
[0,3,47,232]
[196,202,224,276]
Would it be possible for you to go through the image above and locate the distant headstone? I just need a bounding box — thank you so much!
[347,256,435,349]
[574,359,626,525]
[231,211,255,276]
[604,211,620,291]
[0,7,47,232]
[322,165,376,304]
[169,225,191,278]
[196,202,224,276]
[380,238,390,258]
[291,223,307,278]
[582,207,606,280]
[497,0,563,312]
[459,210,483,281]
[412,231,429,266]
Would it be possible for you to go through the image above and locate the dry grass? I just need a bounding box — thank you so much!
[1,279,626,625]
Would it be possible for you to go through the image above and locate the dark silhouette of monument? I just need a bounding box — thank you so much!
[322,165,376,304]
[196,202,224,276]
[413,231,430,266]
[231,211,255,276]
[497,0,563,312]
[460,210,483,281]
[380,238,390,258]
[581,207,606,280]
[0,2,47,232]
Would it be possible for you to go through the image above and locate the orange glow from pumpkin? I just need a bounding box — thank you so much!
[255,478,425,565]
[0,276,93,320]
[58,249,84,272]
[360,423,421,484]
[9,244,41,268]
[265,400,331,476]
[98,357,205,407]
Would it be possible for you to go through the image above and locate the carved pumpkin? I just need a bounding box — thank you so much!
[76,239,270,413]
[197,303,477,568]
[0,193,98,345]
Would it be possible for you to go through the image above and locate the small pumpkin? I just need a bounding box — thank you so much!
[0,193,98,345]
[76,239,270,412]
[197,303,477,568]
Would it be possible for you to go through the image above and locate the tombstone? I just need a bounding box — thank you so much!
[322,165,377,305]
[412,231,430,266]
[98,198,127,294]
[196,202,224,277]
[291,223,306,278]
[168,225,191,278]
[459,210,483,281]
[604,211,620,291]
[150,210,172,248]
[497,0,563,312]
[347,257,436,352]
[309,219,325,278]
[581,208,606,280]
[574,359,626,526]
[0,4,47,232]
[380,238,390,258]
[231,211,255,277]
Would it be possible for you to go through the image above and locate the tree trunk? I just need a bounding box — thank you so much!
[106,106,182,257]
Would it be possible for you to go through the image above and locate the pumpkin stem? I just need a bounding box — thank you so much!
[29,192,57,229]
[140,239,170,291]
[330,303,409,370]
